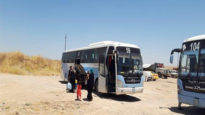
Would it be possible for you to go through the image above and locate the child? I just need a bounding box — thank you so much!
[76,76,82,101]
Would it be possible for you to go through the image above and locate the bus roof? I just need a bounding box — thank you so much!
[184,34,205,43]
[64,41,140,53]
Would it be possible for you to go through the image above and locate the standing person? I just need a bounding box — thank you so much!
[85,71,90,89]
[75,59,86,101]
[68,66,75,92]
[76,76,82,100]
[87,69,94,101]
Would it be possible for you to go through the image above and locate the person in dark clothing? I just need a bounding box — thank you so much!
[75,59,87,89]
[68,66,75,92]
[87,69,94,101]
[74,59,86,100]
[84,71,90,89]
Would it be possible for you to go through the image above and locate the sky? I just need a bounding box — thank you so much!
[0,0,205,66]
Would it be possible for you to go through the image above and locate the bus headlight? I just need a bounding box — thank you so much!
[117,80,123,88]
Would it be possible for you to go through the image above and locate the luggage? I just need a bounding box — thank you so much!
[66,82,72,90]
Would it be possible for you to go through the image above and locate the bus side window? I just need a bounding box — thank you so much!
[81,50,88,63]
[89,49,95,63]
[62,53,68,63]
[76,51,81,59]
[81,49,97,63]
[94,49,98,63]
[64,53,70,63]
[91,52,95,63]
[70,52,76,63]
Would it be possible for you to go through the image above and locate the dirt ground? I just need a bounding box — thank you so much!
[0,73,204,115]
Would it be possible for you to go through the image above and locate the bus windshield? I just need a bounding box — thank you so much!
[199,49,205,77]
[117,47,143,75]
[180,50,199,77]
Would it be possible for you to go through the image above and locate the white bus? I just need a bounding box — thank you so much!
[61,41,144,95]
[170,35,205,108]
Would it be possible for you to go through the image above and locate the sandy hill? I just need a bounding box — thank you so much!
[0,51,60,76]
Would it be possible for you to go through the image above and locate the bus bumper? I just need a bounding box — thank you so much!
[178,94,205,108]
[116,87,143,95]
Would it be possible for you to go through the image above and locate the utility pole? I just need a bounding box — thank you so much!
[65,34,67,51]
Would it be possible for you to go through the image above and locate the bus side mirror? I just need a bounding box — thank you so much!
[170,48,182,64]
[170,55,174,64]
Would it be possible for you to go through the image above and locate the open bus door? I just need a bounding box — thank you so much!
[97,56,107,93]
[106,54,116,93]
[106,46,116,93]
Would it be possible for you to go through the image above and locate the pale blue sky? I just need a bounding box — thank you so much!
[0,0,205,65]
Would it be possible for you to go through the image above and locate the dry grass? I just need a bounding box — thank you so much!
[0,51,60,76]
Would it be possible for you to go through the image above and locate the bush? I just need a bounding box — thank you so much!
[0,51,60,76]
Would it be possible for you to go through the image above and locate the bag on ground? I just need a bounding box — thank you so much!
[66,82,72,90]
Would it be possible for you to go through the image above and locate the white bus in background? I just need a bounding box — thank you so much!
[61,41,144,95]
[170,35,205,109]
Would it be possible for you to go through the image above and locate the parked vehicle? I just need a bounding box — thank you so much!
[151,71,159,81]
[143,63,164,73]
[61,41,144,95]
[143,71,153,82]
[169,70,178,78]
[170,34,205,109]
[155,68,168,79]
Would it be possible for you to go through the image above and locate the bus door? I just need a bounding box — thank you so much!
[180,47,199,96]
[98,55,107,93]
[106,54,116,92]
[106,46,116,93]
